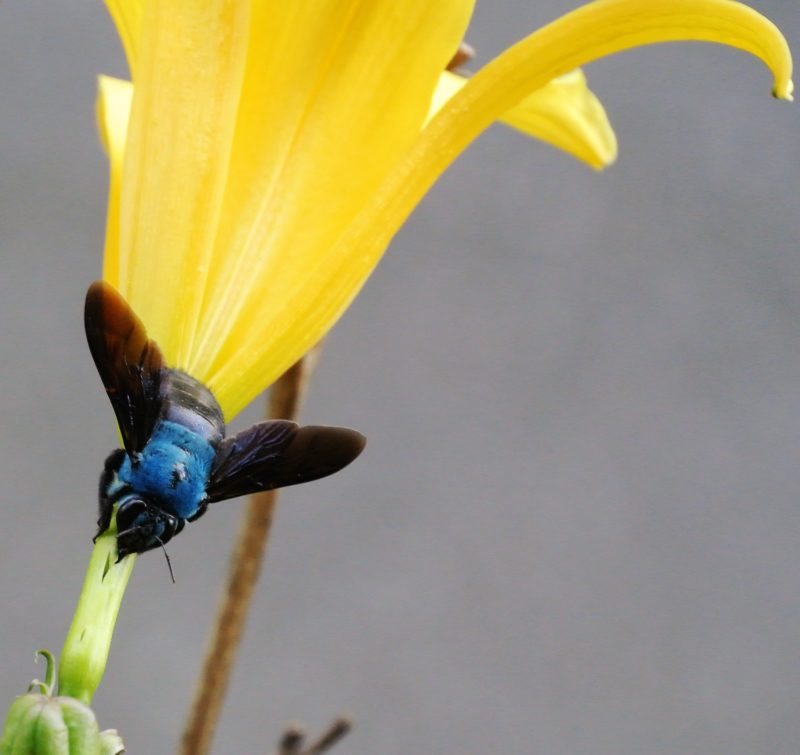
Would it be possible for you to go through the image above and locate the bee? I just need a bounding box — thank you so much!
[85,281,365,561]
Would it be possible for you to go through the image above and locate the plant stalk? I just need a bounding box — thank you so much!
[58,521,136,703]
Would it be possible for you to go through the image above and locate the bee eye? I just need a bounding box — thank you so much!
[116,498,149,532]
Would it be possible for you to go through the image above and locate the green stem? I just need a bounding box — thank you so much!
[58,517,135,704]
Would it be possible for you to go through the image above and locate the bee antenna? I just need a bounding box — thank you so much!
[153,535,176,584]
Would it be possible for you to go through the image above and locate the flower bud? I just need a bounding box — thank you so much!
[0,652,124,755]
[0,692,123,755]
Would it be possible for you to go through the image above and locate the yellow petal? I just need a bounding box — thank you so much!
[184,0,475,411]
[499,69,618,170]
[429,69,617,169]
[96,75,133,289]
[118,0,250,367]
[103,0,142,78]
[210,0,789,418]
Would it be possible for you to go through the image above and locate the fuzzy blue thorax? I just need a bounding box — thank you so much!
[117,420,217,519]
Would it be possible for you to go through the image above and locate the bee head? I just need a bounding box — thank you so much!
[115,497,183,560]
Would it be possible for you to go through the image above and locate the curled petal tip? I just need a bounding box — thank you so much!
[773,78,794,101]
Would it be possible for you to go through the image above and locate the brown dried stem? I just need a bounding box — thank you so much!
[446,40,475,72]
[179,352,318,755]
[273,717,353,755]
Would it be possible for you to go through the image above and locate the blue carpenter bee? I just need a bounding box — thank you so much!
[85,281,365,561]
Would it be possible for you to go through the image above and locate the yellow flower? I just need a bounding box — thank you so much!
[98,0,792,420]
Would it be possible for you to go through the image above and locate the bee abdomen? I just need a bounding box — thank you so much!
[160,369,225,443]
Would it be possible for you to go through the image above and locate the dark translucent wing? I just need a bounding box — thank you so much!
[206,420,366,503]
[209,420,298,482]
[84,280,165,455]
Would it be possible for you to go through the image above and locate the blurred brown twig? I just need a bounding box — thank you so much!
[180,351,319,755]
[273,717,353,755]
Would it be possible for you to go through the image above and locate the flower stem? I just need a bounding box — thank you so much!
[180,353,317,755]
[58,521,136,704]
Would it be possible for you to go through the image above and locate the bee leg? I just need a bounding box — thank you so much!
[95,499,117,542]
[95,448,128,540]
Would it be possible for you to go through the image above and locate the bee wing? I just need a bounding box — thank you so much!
[84,281,165,455]
[206,420,365,503]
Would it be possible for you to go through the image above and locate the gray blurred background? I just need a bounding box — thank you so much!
[1,2,799,753]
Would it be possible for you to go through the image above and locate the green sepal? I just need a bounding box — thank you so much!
[0,694,42,753]
[8,696,49,755]
[98,729,125,755]
[59,697,101,755]
[30,698,69,755]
